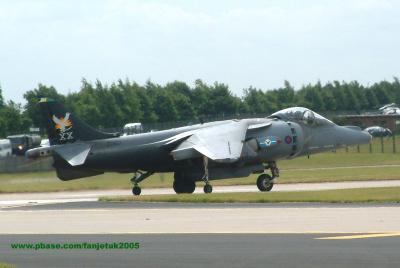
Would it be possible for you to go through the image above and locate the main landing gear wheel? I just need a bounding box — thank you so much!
[203,184,213,194]
[132,185,141,196]
[185,181,196,194]
[257,174,274,192]
[173,180,196,194]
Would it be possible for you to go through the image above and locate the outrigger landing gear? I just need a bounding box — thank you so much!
[132,185,141,196]
[256,161,279,192]
[203,184,213,194]
[130,171,153,196]
[202,156,212,194]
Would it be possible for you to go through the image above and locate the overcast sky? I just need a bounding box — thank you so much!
[1,0,400,104]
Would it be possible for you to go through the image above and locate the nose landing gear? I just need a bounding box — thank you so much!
[256,161,279,192]
[256,174,274,192]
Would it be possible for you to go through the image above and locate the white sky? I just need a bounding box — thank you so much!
[1,0,400,103]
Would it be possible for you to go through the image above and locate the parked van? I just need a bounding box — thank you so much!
[7,134,41,155]
[0,139,12,158]
[122,123,143,136]
[40,138,50,147]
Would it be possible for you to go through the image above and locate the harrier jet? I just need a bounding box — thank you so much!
[27,98,372,195]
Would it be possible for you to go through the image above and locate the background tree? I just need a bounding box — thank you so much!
[0,77,399,138]
[23,84,65,129]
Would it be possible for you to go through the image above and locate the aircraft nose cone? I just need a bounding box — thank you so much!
[361,130,373,144]
[349,129,372,145]
[336,126,372,147]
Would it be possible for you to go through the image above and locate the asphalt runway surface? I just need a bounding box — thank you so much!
[1,233,400,268]
[1,202,400,267]
[2,202,400,234]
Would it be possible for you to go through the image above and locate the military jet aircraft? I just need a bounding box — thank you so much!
[26,98,372,195]
[379,103,400,115]
[364,126,392,137]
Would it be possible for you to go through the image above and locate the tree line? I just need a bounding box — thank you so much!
[1,77,400,137]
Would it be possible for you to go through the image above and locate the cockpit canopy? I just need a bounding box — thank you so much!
[269,107,334,126]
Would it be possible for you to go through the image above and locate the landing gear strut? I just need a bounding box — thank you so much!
[130,171,153,196]
[202,156,212,194]
[256,161,279,192]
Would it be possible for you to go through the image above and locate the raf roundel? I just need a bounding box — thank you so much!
[284,136,292,144]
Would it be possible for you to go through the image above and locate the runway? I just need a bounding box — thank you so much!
[2,179,400,208]
[1,202,400,234]
[1,233,400,268]
[1,201,400,267]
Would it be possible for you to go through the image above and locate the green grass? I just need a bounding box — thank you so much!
[0,149,399,193]
[0,263,16,268]
[347,135,400,154]
[99,187,400,203]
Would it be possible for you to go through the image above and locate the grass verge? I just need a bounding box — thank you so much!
[99,187,400,203]
[0,152,399,193]
[0,263,16,268]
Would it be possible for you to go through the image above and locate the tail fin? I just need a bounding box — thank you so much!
[39,98,119,145]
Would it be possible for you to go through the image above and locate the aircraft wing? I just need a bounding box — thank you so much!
[170,120,249,163]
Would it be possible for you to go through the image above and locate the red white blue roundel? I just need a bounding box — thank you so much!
[257,136,282,149]
[285,136,292,144]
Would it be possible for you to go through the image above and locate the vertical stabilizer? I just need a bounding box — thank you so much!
[38,98,119,145]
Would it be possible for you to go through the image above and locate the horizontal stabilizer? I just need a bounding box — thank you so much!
[53,143,92,166]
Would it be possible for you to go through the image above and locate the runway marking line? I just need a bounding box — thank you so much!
[1,231,400,235]
[316,232,400,240]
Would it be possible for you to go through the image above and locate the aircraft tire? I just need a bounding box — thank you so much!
[173,180,195,194]
[132,186,141,196]
[257,174,273,192]
[173,171,196,194]
[173,180,183,194]
[184,181,196,194]
[203,184,213,194]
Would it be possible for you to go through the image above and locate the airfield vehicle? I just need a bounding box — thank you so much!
[0,139,12,158]
[40,139,50,147]
[26,99,371,195]
[7,134,41,155]
[122,123,143,136]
